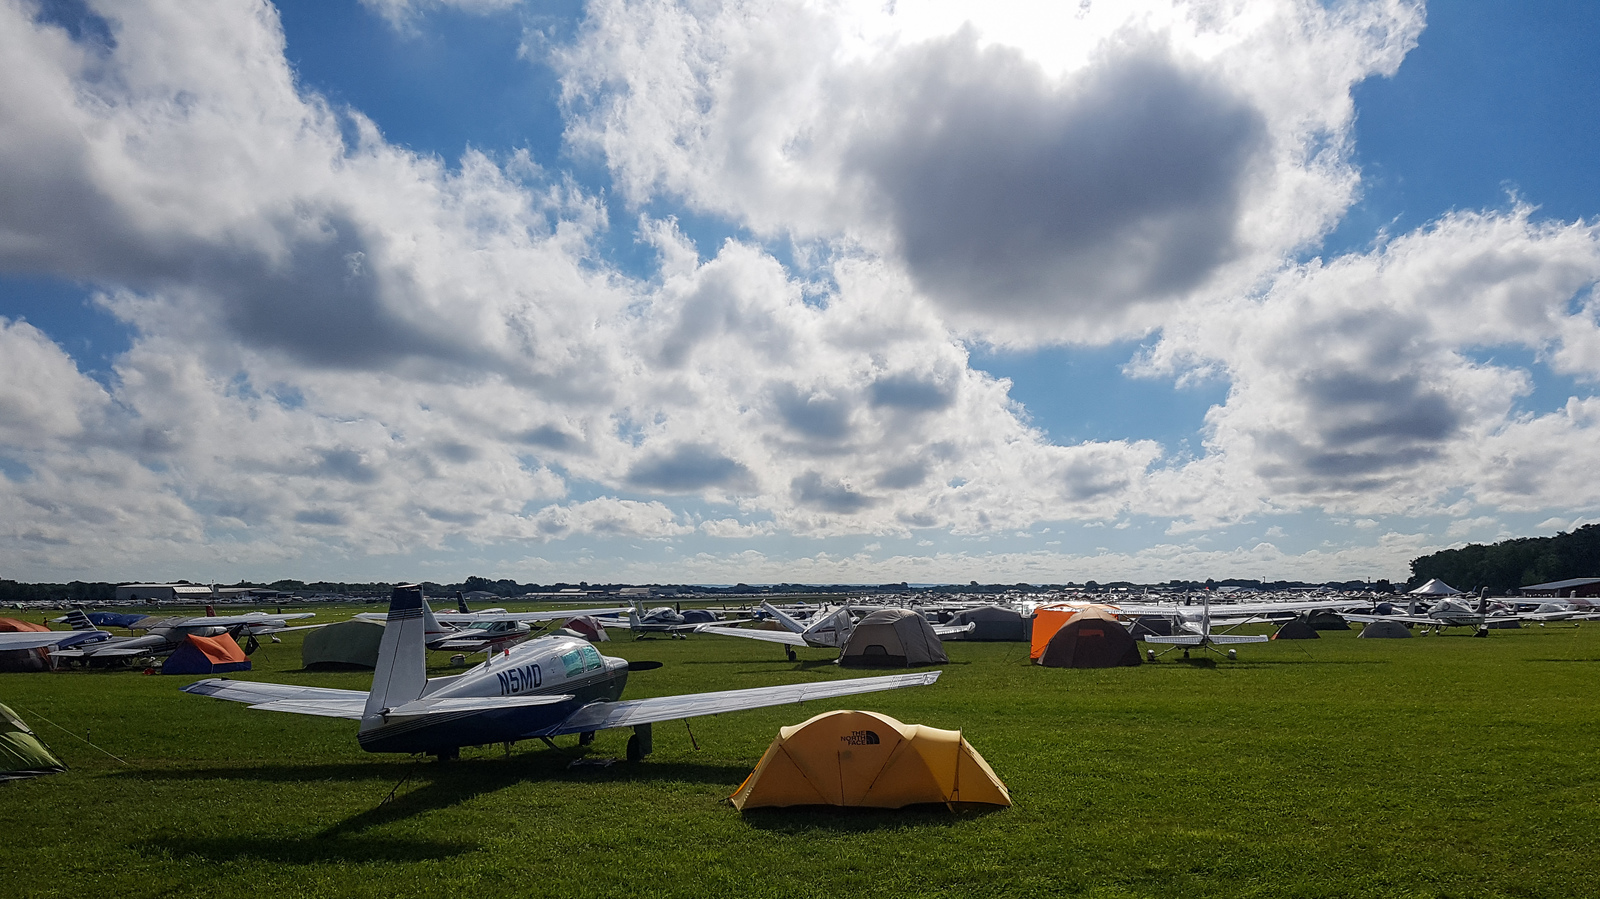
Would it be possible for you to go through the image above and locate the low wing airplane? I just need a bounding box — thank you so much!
[0,625,115,652]
[697,601,973,661]
[184,585,941,761]
[50,607,317,662]
[599,599,751,639]
[1142,593,1269,658]
[355,594,628,652]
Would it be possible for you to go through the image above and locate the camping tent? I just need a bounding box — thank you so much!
[161,633,251,675]
[1272,618,1320,640]
[1409,579,1462,595]
[1037,608,1142,668]
[838,609,948,667]
[0,618,53,672]
[1128,616,1176,639]
[729,710,1010,811]
[1029,604,1116,660]
[1305,610,1350,630]
[946,605,1029,642]
[302,618,386,669]
[0,703,66,782]
[560,615,610,642]
[1358,620,1412,639]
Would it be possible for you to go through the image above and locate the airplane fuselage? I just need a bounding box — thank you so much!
[355,633,629,754]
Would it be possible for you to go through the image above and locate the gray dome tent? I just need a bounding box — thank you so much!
[947,605,1029,642]
[302,618,386,669]
[1273,618,1320,640]
[1358,620,1412,639]
[839,609,948,667]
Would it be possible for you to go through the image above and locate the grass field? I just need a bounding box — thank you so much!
[3,608,1599,899]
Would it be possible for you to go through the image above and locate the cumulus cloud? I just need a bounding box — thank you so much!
[558,0,1423,340]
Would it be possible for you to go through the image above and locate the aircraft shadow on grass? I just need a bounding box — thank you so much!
[128,757,752,865]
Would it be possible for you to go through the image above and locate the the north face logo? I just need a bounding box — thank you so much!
[841,730,880,745]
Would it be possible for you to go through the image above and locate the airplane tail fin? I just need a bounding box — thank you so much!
[205,604,215,617]
[362,585,429,728]
[456,591,469,614]
[63,608,96,631]
[629,599,646,628]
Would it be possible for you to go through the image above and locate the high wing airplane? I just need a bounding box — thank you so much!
[1340,594,1580,635]
[50,607,317,662]
[184,585,941,761]
[696,601,974,661]
[1142,593,1269,658]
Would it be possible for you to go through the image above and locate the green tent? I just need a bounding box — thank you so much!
[1,703,66,782]
[302,618,385,669]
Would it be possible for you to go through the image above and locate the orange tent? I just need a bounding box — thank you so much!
[730,710,1010,811]
[1029,604,1119,660]
[161,633,251,675]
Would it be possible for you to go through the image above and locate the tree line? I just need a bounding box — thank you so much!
[1409,524,1600,593]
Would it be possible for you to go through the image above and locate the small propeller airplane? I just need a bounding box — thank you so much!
[1141,593,1269,658]
[697,601,973,661]
[599,599,749,639]
[184,585,941,761]
[49,607,319,662]
[355,593,630,653]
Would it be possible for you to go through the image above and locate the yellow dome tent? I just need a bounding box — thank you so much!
[729,710,1011,811]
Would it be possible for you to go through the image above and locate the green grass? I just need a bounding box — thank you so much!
[4,611,1600,898]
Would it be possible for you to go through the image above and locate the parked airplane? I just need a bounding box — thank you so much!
[1142,594,1269,658]
[355,593,630,652]
[50,607,317,662]
[598,600,750,639]
[1342,593,1574,635]
[697,602,974,660]
[0,624,114,653]
[184,585,940,761]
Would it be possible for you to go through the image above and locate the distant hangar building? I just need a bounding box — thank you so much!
[1521,577,1600,598]
[116,583,217,603]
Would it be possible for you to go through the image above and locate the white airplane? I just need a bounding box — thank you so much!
[1342,594,1588,634]
[50,607,318,662]
[1142,594,1269,658]
[354,593,629,653]
[184,585,940,761]
[599,600,748,640]
[697,602,973,661]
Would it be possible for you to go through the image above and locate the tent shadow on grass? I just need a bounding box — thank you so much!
[740,802,1005,833]
[139,832,477,866]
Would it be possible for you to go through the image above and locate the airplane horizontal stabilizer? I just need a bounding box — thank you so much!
[183,677,367,710]
[1206,634,1271,644]
[1142,635,1204,645]
[535,670,942,738]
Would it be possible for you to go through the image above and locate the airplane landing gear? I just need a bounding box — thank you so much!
[626,723,654,762]
[786,646,797,662]
[578,730,596,746]
[432,746,460,762]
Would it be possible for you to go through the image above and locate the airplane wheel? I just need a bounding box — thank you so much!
[579,731,595,746]
[626,734,643,762]
[786,647,797,662]
[433,747,460,762]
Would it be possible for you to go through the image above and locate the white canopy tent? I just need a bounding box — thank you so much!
[1408,578,1462,595]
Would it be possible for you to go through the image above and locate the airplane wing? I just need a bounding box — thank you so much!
[433,607,629,625]
[534,670,942,737]
[0,630,114,650]
[694,624,808,646]
[167,613,317,629]
[182,678,370,719]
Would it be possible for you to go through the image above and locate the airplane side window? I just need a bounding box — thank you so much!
[581,644,603,670]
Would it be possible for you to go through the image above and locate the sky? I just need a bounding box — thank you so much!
[3,0,1600,587]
